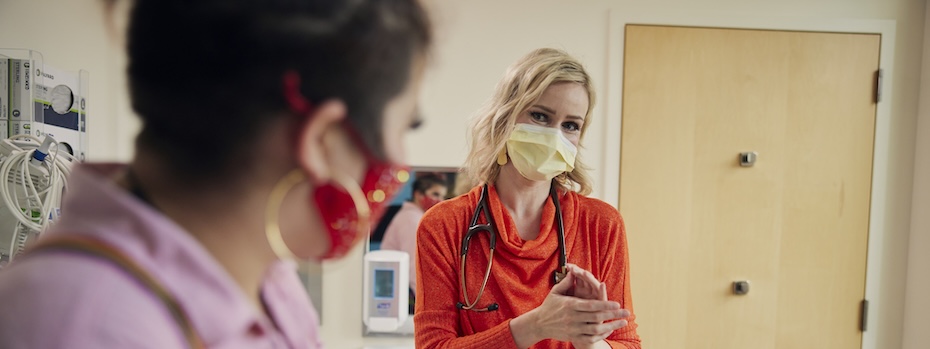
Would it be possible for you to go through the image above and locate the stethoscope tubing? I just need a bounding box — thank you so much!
[457,184,566,312]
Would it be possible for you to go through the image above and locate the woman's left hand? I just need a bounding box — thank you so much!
[566,264,617,349]
[566,263,606,301]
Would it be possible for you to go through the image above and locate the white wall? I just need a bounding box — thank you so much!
[1,0,924,348]
[902,3,930,349]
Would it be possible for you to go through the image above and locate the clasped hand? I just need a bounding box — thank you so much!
[529,264,630,348]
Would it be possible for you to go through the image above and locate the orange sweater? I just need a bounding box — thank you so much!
[415,185,641,349]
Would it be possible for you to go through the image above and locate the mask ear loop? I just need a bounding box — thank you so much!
[282,69,384,166]
[283,70,313,115]
[265,169,371,262]
[340,118,412,209]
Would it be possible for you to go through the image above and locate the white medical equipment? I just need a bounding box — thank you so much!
[33,64,89,162]
[363,250,410,332]
[0,50,86,269]
[0,135,74,268]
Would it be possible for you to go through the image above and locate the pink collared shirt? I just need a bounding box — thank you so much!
[0,164,323,349]
[380,201,424,294]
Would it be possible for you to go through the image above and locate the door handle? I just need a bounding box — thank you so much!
[739,152,758,167]
[732,280,750,295]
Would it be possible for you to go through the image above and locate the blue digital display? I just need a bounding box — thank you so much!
[374,269,394,299]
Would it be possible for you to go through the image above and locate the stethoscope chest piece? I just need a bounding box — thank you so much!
[552,265,568,284]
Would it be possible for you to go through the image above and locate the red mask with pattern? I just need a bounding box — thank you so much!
[313,153,409,260]
[284,72,410,260]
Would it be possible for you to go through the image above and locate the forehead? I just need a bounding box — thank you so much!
[535,82,589,116]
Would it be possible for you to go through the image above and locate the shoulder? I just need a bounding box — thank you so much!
[567,192,629,247]
[420,188,480,229]
[570,192,625,225]
[391,202,425,223]
[0,253,182,348]
[416,187,482,249]
[383,203,425,247]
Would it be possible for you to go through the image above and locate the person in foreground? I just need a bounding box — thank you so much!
[0,0,431,348]
[414,48,641,349]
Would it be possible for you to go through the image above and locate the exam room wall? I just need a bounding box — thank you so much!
[902,3,930,349]
[0,0,924,348]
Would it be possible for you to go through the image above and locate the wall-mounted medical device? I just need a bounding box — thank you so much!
[0,49,84,269]
[363,250,410,332]
[33,64,89,161]
[1,49,88,161]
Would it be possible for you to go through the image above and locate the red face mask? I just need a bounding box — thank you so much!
[417,195,442,211]
[312,129,410,260]
[282,72,409,260]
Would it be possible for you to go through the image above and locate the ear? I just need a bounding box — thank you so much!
[295,99,347,184]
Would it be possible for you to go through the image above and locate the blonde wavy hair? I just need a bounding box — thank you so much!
[463,48,596,195]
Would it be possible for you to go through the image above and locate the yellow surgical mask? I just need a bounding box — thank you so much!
[505,123,577,181]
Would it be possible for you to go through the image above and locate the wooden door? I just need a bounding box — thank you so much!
[619,25,879,349]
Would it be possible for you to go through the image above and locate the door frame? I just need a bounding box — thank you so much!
[602,11,896,349]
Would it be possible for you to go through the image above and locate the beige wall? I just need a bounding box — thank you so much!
[0,0,133,162]
[0,0,924,348]
[902,3,930,349]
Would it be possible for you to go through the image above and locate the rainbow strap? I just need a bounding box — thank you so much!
[29,236,204,349]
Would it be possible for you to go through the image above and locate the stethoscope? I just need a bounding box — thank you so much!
[455,184,567,312]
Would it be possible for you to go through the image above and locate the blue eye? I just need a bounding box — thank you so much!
[530,112,548,123]
[562,122,580,132]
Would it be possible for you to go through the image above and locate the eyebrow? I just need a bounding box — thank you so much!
[532,104,585,121]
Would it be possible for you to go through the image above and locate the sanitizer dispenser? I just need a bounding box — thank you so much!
[363,250,409,332]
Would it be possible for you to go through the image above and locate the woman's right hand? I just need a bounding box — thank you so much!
[509,271,630,349]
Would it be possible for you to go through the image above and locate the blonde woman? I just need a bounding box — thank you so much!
[415,48,641,349]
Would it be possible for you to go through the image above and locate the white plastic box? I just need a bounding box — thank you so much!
[8,59,32,137]
[33,64,86,159]
[1,58,9,139]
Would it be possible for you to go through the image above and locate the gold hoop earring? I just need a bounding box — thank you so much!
[264,169,371,261]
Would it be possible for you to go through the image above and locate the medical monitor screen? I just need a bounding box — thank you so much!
[374,269,394,299]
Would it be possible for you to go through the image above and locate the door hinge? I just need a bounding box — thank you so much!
[860,299,869,332]
[875,69,883,103]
